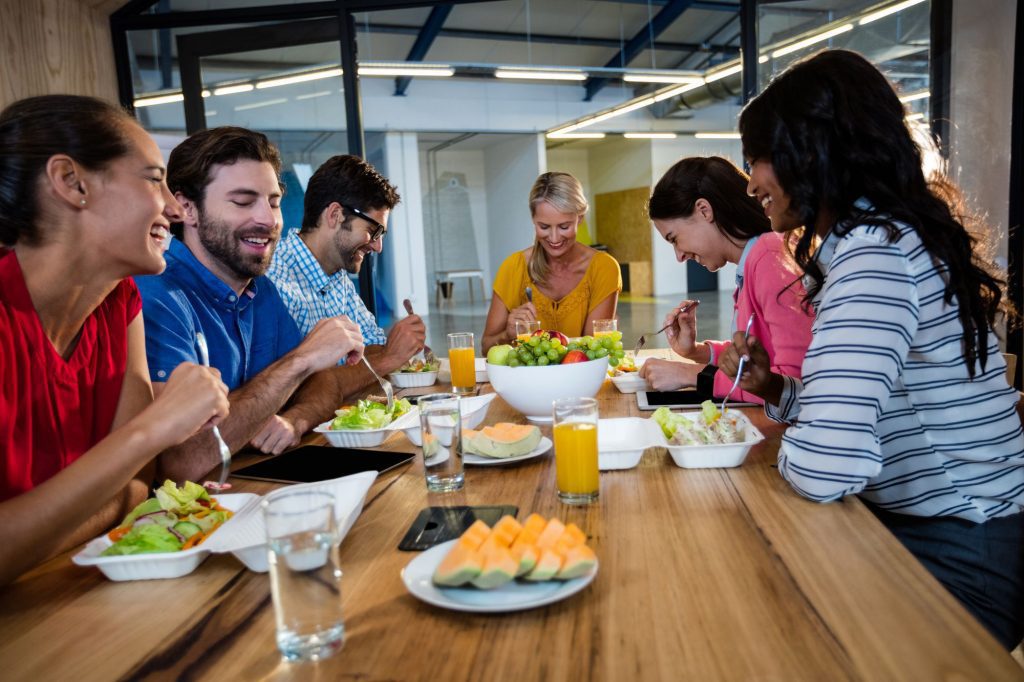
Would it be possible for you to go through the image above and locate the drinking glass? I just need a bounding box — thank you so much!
[418,392,465,492]
[515,320,541,343]
[593,319,617,338]
[552,397,600,505]
[447,332,476,395]
[263,490,345,662]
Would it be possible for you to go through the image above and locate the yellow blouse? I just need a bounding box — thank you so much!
[492,249,622,338]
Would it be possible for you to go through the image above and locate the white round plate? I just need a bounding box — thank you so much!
[401,539,597,613]
[462,436,552,466]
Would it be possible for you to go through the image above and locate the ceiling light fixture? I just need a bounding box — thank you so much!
[359,65,454,77]
[495,69,587,81]
[695,132,741,139]
[623,73,703,85]
[771,24,854,59]
[653,80,706,102]
[704,63,742,83]
[133,93,184,107]
[213,83,254,96]
[904,112,925,121]
[256,68,343,89]
[546,132,606,139]
[234,98,288,111]
[858,0,927,26]
[898,90,930,103]
[623,133,678,139]
[295,90,334,100]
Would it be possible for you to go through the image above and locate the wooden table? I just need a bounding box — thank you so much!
[2,376,1020,681]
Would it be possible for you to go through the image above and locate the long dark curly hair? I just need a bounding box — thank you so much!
[739,49,1005,376]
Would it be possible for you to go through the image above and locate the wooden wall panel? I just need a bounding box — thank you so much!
[594,186,653,295]
[0,0,119,109]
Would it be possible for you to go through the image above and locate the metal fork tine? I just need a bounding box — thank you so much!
[362,356,395,411]
[721,313,756,414]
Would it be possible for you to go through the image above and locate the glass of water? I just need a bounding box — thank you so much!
[418,392,465,492]
[263,490,345,662]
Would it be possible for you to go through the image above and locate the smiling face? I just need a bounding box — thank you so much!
[333,206,388,274]
[86,122,182,276]
[532,201,580,259]
[181,159,282,287]
[745,159,801,233]
[651,198,742,272]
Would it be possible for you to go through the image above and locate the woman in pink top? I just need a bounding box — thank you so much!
[639,157,812,404]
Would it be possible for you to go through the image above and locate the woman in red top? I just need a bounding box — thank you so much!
[0,96,230,585]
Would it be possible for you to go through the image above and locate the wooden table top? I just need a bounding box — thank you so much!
[2,368,1020,681]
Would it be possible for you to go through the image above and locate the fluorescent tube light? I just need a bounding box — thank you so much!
[899,90,930,103]
[213,84,254,96]
[234,98,288,111]
[359,66,454,77]
[133,93,184,107]
[295,90,333,100]
[256,68,342,89]
[623,133,678,139]
[771,24,853,59]
[547,132,606,139]
[904,112,925,121]
[201,90,211,98]
[704,63,742,83]
[495,69,587,81]
[623,74,703,85]
[695,132,741,139]
[859,0,927,26]
[653,80,706,102]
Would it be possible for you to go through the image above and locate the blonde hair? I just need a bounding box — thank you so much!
[527,172,588,286]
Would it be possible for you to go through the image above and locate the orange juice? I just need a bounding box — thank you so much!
[448,347,476,393]
[593,330,615,339]
[516,333,532,343]
[554,422,599,499]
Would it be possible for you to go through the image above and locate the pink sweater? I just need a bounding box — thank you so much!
[706,232,813,404]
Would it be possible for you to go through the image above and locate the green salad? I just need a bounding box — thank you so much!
[652,401,743,445]
[330,397,412,430]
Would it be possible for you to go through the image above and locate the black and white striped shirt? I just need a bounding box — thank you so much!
[767,214,1024,521]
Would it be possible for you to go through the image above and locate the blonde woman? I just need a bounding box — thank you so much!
[482,172,621,350]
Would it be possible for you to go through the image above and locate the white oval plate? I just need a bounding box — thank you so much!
[462,436,552,466]
[401,539,597,613]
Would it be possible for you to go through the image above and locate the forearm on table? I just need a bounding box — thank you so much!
[280,365,360,434]
[0,424,159,586]
[158,354,311,481]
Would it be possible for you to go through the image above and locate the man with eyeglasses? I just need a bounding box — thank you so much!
[261,155,426,453]
[136,127,366,480]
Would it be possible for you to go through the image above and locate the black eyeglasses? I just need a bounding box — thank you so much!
[342,205,387,242]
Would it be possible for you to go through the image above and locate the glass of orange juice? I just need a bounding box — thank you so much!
[552,397,599,505]
[447,332,476,395]
[593,319,617,338]
[515,320,541,344]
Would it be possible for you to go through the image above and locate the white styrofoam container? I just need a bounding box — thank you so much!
[388,370,438,388]
[313,408,421,447]
[72,471,377,580]
[399,393,497,446]
[609,358,649,394]
[597,411,764,470]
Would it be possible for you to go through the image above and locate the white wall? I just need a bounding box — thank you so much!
[483,135,546,280]
[545,147,594,242]
[949,0,1017,265]
[381,132,430,318]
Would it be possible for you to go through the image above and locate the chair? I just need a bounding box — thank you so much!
[435,269,486,306]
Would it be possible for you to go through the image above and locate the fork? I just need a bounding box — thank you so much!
[362,356,395,412]
[633,300,700,357]
[721,313,756,414]
[403,298,427,364]
[524,286,533,304]
[195,332,232,490]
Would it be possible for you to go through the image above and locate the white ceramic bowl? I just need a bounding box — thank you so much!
[486,357,609,421]
[388,370,438,388]
[399,393,497,446]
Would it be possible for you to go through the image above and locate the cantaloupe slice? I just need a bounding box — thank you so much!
[534,518,566,550]
[464,423,541,458]
[553,523,587,555]
[471,547,518,589]
[478,515,523,554]
[433,543,483,586]
[458,519,491,551]
[524,547,563,581]
[556,544,597,580]
[510,543,538,577]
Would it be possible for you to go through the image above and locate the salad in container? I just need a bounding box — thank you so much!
[389,356,440,388]
[314,397,417,447]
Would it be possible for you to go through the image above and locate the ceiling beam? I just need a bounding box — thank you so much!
[591,0,736,10]
[394,4,453,96]
[584,0,698,101]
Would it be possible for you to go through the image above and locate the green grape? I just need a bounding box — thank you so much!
[612,341,623,351]
[567,342,579,351]
[519,349,532,362]
[611,330,623,342]
[508,357,520,367]
[546,348,559,361]
[526,357,537,366]
[539,340,551,352]
[532,345,545,358]
[550,339,562,349]
[527,336,540,347]
[537,355,550,366]
[587,338,600,351]
[600,336,614,349]
[586,350,596,360]
[608,356,620,367]
[595,347,609,358]
[612,349,625,358]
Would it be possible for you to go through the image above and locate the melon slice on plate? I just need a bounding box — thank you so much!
[556,545,597,580]
[524,548,563,581]
[478,515,523,554]
[463,423,542,458]
[433,543,483,586]
[471,547,519,589]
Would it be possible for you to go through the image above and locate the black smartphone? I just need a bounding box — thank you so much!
[398,505,519,551]
[232,445,414,484]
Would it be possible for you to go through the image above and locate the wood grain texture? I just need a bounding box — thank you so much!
[0,368,1020,681]
[0,0,119,109]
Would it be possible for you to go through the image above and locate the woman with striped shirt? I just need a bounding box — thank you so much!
[722,49,1024,649]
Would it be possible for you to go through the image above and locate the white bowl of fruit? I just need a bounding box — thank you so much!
[485,330,623,421]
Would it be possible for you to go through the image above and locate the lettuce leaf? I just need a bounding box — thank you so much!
[154,480,210,515]
[101,524,183,556]
[330,398,413,430]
